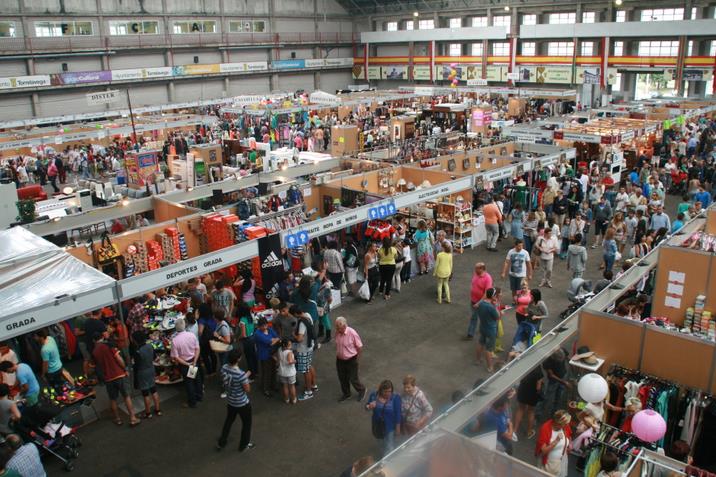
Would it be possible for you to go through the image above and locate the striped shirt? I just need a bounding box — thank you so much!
[221,364,250,407]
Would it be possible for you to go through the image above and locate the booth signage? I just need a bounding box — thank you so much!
[305,59,325,68]
[0,75,52,90]
[119,240,259,299]
[272,59,306,70]
[467,78,488,86]
[86,90,121,106]
[561,132,602,143]
[258,235,284,299]
[393,176,473,209]
[484,167,514,182]
[506,72,520,81]
[282,208,369,246]
[0,285,117,341]
[368,200,396,220]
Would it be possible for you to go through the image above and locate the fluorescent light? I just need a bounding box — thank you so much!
[413,11,419,17]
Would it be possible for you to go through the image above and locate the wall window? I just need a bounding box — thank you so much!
[615,10,626,22]
[710,41,716,57]
[418,19,434,29]
[547,41,574,56]
[471,16,487,27]
[386,21,398,31]
[613,73,622,91]
[613,41,624,56]
[492,42,510,56]
[582,11,596,23]
[229,21,265,32]
[548,12,576,24]
[521,14,537,25]
[471,43,484,56]
[641,8,684,21]
[449,18,462,28]
[108,20,159,35]
[173,20,217,34]
[492,15,511,28]
[691,7,698,19]
[405,20,414,30]
[580,41,594,56]
[448,43,462,56]
[0,21,16,37]
[521,41,536,56]
[35,21,93,37]
[687,40,693,56]
[638,40,679,56]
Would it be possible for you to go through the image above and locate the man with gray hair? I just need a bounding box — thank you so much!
[171,318,203,408]
[334,317,366,402]
[5,434,46,477]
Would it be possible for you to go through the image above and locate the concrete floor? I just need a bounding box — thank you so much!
[46,211,633,476]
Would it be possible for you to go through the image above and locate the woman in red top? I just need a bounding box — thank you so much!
[514,279,532,324]
[535,410,572,476]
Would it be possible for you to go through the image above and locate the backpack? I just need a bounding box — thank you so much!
[298,316,315,349]
[237,198,251,220]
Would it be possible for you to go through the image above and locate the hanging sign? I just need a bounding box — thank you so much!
[118,240,259,299]
[258,235,284,299]
[393,176,473,209]
[86,90,121,106]
[368,200,396,220]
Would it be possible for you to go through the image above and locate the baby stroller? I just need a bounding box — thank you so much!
[15,402,82,471]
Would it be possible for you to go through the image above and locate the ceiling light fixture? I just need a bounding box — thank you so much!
[413,11,419,17]
[504,5,510,10]
[615,0,622,5]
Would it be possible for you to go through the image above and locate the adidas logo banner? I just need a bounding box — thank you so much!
[258,235,284,296]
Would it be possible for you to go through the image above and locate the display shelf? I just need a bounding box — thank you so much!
[436,201,473,253]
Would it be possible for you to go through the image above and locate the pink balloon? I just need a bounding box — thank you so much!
[450,63,457,68]
[632,410,666,442]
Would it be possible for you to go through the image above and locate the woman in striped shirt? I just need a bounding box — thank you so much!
[217,349,255,452]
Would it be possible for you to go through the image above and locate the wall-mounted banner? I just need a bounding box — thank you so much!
[352,65,366,80]
[464,65,482,81]
[412,65,432,81]
[179,64,221,76]
[467,78,488,86]
[305,59,325,68]
[575,67,600,85]
[436,65,463,81]
[52,70,112,86]
[665,68,713,82]
[111,69,144,81]
[272,59,306,70]
[367,66,381,80]
[325,58,353,67]
[381,65,408,80]
[485,65,507,82]
[0,75,52,90]
[518,66,573,84]
[244,61,269,72]
[87,90,121,106]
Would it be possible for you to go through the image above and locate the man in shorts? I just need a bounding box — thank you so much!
[501,239,532,302]
[476,288,501,373]
[291,306,316,401]
[92,333,141,427]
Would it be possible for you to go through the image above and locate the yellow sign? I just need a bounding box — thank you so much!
[183,64,221,75]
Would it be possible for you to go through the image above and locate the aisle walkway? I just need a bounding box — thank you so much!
[55,234,606,477]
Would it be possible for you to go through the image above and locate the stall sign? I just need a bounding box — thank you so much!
[0,285,117,342]
[620,130,634,143]
[86,90,121,106]
[414,86,434,96]
[305,59,325,68]
[245,61,269,72]
[483,167,514,182]
[272,59,306,70]
[0,75,52,90]
[285,230,310,248]
[560,132,602,143]
[503,129,554,142]
[393,176,473,209]
[368,200,396,220]
[467,78,488,86]
[118,240,259,299]
[281,207,368,246]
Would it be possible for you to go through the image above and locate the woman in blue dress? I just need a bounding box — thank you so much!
[509,203,525,241]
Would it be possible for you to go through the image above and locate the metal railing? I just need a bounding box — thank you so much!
[0,32,358,54]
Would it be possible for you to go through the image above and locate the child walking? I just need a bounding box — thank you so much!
[278,339,297,404]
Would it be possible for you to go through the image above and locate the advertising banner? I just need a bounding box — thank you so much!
[352,65,365,79]
[258,234,284,299]
[52,70,112,86]
[142,67,174,79]
[464,65,482,81]
[367,66,381,80]
[245,61,269,72]
[412,65,431,81]
[575,67,600,84]
[111,69,143,81]
[485,65,506,82]
[219,63,245,73]
[0,75,52,90]
[272,59,306,69]
[518,65,573,84]
[436,65,463,81]
[180,64,221,75]
[382,65,408,80]
[325,58,353,67]
[305,59,325,68]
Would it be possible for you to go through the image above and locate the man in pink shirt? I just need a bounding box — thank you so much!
[482,195,503,252]
[334,317,366,402]
[171,318,203,408]
[467,262,493,339]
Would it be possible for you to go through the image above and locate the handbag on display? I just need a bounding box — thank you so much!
[96,232,121,265]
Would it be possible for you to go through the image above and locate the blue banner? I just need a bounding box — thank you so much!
[272,59,306,70]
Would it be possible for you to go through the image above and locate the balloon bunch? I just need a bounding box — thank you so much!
[448,63,459,88]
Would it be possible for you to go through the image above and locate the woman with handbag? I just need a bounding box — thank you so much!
[363,242,380,303]
[365,380,402,457]
[400,375,433,436]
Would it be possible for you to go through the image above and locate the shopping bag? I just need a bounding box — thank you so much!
[96,232,121,265]
[186,365,198,379]
[358,281,371,301]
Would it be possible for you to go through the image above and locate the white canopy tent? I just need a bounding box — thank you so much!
[0,227,117,341]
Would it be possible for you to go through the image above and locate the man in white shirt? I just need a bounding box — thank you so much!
[535,228,560,288]
[614,187,629,213]
[578,169,589,195]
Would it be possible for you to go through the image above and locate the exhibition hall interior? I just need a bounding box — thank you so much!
[0,0,716,475]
